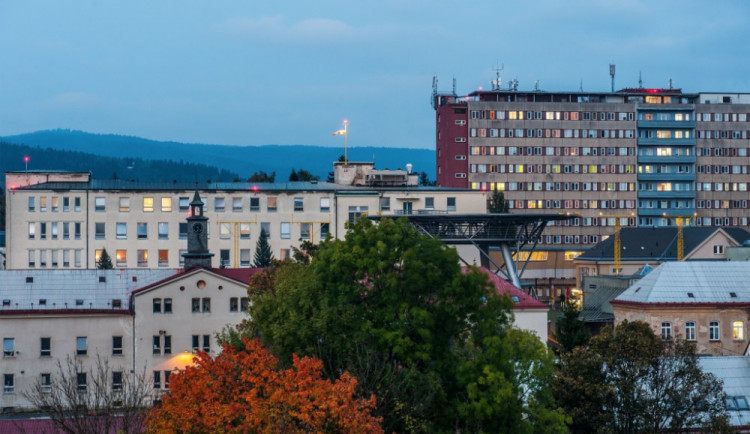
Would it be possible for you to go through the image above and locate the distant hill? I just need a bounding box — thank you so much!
[0,141,239,187]
[1,130,436,181]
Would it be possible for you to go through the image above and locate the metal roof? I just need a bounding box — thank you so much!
[699,357,750,427]
[0,269,177,313]
[578,227,750,262]
[613,261,750,305]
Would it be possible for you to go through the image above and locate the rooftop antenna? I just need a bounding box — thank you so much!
[579,79,583,92]
[534,80,539,91]
[491,62,504,90]
[431,76,438,109]
[609,64,616,92]
[638,71,643,88]
[452,77,456,95]
[668,77,673,90]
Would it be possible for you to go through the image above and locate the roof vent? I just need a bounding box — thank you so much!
[634,287,641,293]
[511,296,520,303]
[730,292,738,298]
[687,292,694,298]
[39,299,47,305]
[99,276,106,283]
[2,300,10,306]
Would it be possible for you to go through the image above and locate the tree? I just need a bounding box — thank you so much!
[248,170,275,183]
[418,171,434,186]
[97,248,113,269]
[327,155,346,182]
[23,354,151,434]
[145,338,382,433]
[244,217,567,432]
[253,228,274,267]
[554,320,730,433]
[289,168,319,182]
[554,303,590,353]
[488,190,510,213]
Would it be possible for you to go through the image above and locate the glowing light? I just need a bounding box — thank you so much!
[251,185,259,192]
[478,86,483,91]
[23,156,29,163]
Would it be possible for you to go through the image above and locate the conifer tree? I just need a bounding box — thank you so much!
[253,229,274,268]
[97,249,113,269]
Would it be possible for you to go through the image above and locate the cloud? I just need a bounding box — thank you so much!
[218,15,355,44]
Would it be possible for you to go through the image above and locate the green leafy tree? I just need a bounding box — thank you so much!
[554,320,730,433]
[248,170,275,182]
[244,218,567,433]
[488,190,510,213]
[97,248,113,269]
[253,228,274,268]
[554,304,590,353]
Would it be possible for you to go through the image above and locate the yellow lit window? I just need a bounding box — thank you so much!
[161,197,172,212]
[508,111,518,120]
[645,96,662,104]
[734,321,744,340]
[95,249,102,263]
[564,251,584,261]
[116,250,127,267]
[143,197,154,212]
[496,183,505,191]
[513,251,549,261]
[471,183,479,190]
[656,130,672,139]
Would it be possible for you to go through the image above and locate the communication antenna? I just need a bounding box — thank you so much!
[638,71,643,88]
[609,64,616,92]
[431,76,438,109]
[452,77,456,95]
[491,62,504,90]
[534,80,539,91]
[579,80,583,92]
[668,77,673,90]
[509,78,519,91]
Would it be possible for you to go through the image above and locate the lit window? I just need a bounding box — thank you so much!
[143,197,154,212]
[734,321,744,340]
[116,250,127,267]
[119,197,130,212]
[161,197,172,212]
[158,250,169,267]
[137,250,148,267]
[267,197,277,212]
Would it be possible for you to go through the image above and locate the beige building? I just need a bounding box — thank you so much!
[4,166,487,270]
[611,261,750,356]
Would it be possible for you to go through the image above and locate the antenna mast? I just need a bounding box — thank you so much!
[609,64,616,92]
[491,62,504,91]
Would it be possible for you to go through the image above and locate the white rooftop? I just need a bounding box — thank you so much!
[0,269,178,313]
[615,261,750,305]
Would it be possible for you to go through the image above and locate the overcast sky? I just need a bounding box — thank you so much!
[1,1,749,149]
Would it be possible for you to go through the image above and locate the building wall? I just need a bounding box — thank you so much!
[613,304,750,356]
[513,309,548,343]
[4,177,487,270]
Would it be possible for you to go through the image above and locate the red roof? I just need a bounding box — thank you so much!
[466,267,549,310]
[132,267,263,295]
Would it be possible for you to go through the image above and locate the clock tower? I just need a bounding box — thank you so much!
[182,191,214,269]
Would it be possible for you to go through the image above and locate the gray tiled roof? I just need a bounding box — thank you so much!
[699,357,750,427]
[0,269,177,312]
[578,227,750,261]
[614,261,750,305]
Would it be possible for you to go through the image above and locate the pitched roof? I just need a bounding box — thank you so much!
[612,261,750,305]
[698,357,750,427]
[578,227,750,261]
[471,267,549,310]
[0,269,177,314]
[132,266,261,295]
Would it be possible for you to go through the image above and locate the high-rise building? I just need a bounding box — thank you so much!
[435,86,750,251]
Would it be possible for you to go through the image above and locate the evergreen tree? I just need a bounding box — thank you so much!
[554,303,590,353]
[253,229,274,268]
[488,190,510,213]
[418,171,434,186]
[248,171,275,183]
[97,249,113,269]
[288,169,299,181]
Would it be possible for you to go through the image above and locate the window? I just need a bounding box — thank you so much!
[447,197,456,211]
[28,223,36,239]
[240,297,248,312]
[220,250,230,267]
[28,197,35,211]
[119,197,130,212]
[267,197,277,212]
[714,245,725,255]
[661,322,672,340]
[179,249,186,266]
[379,197,391,212]
[51,222,58,239]
[40,222,47,239]
[40,373,51,392]
[95,222,106,239]
[75,372,87,392]
[249,197,259,212]
[192,335,200,352]
[116,222,127,239]
[240,249,251,266]
[179,196,190,212]
[215,197,226,212]
[143,197,154,212]
[261,222,271,238]
[727,396,750,411]
[179,223,188,239]
[734,321,744,340]
[158,222,169,239]
[320,197,331,212]
[240,223,250,239]
[156,249,168,267]
[137,250,148,267]
[153,336,161,354]
[74,197,81,212]
[202,298,211,313]
[710,321,720,341]
[164,298,172,313]
[153,371,161,389]
[161,197,172,212]
[232,197,242,212]
[41,337,51,356]
[112,336,123,355]
[164,371,171,389]
[63,222,70,239]
[112,371,123,391]
[153,298,162,313]
[4,374,14,394]
[425,197,435,210]
[685,322,696,341]
[95,197,105,212]
[39,197,48,212]
[220,223,231,239]
[116,250,127,267]
[281,222,291,239]
[28,250,35,267]
[192,298,200,313]
[137,222,148,239]
[203,335,210,352]
[230,297,239,312]
[300,223,311,240]
[294,197,304,212]
[3,338,15,357]
[75,223,81,239]
[348,206,368,222]
[320,223,330,239]
[76,337,87,355]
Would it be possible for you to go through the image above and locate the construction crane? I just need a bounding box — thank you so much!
[216,221,256,267]
[599,212,635,276]
[663,213,697,261]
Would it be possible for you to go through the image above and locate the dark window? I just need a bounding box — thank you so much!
[40,337,51,357]
[112,336,123,355]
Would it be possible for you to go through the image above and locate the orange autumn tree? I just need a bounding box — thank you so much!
[146,338,382,433]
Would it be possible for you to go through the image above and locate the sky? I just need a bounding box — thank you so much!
[1,0,749,149]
